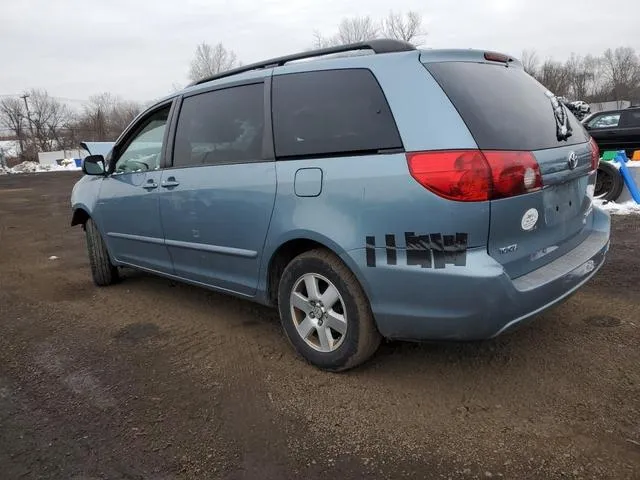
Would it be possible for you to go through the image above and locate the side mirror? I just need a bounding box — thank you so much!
[82,155,106,175]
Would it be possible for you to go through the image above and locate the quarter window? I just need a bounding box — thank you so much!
[271,69,402,158]
[173,83,265,167]
[620,110,640,127]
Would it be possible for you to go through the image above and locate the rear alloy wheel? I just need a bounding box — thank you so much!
[290,273,348,353]
[278,249,381,371]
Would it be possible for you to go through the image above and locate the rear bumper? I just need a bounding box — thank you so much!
[343,207,610,341]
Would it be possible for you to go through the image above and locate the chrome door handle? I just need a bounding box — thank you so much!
[143,180,158,190]
[161,177,180,188]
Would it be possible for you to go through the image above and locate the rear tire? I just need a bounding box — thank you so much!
[277,249,381,371]
[85,218,119,286]
[595,161,624,201]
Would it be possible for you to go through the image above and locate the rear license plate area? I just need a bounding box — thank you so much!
[543,179,584,227]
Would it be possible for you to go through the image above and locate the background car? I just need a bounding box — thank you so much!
[583,106,640,157]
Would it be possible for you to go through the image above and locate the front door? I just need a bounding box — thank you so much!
[158,81,277,296]
[94,103,174,273]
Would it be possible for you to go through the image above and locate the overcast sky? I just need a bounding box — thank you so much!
[1,0,638,106]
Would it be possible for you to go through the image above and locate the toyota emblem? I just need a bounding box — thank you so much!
[567,151,578,170]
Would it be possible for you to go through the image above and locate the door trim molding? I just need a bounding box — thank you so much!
[165,238,258,258]
[107,232,257,258]
[107,232,165,245]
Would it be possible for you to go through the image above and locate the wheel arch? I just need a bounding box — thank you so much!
[70,206,91,228]
[264,234,372,308]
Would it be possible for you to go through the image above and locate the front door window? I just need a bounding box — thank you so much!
[114,108,169,174]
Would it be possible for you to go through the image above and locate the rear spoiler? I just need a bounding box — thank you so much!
[80,141,114,157]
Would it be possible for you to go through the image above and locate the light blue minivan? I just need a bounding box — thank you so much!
[71,39,610,371]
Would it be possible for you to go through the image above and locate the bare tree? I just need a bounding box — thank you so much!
[602,47,640,101]
[336,16,379,44]
[535,60,572,97]
[0,97,26,158]
[381,10,425,44]
[564,54,598,100]
[83,93,113,141]
[585,55,612,102]
[76,92,142,142]
[311,30,336,49]
[313,15,380,48]
[188,42,241,83]
[23,89,71,153]
[521,49,539,76]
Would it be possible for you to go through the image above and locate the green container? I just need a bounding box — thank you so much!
[601,151,617,161]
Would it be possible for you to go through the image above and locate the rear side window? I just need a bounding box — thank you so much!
[620,110,640,127]
[271,69,402,158]
[587,113,621,129]
[424,62,589,151]
[173,83,264,167]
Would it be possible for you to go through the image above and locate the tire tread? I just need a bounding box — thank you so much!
[85,218,118,286]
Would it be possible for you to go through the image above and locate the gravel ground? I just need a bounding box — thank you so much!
[0,172,639,480]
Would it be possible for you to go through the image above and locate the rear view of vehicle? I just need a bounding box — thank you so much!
[422,53,605,280]
[266,47,610,371]
[352,49,610,345]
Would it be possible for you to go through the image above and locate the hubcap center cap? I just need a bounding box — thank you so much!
[311,305,324,320]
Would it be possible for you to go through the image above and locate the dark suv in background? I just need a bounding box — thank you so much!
[583,106,640,157]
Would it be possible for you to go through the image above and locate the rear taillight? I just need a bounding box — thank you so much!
[589,137,600,171]
[407,150,542,202]
[483,151,542,199]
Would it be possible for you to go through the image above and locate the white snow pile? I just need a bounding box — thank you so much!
[594,199,640,215]
[0,140,21,157]
[0,159,81,175]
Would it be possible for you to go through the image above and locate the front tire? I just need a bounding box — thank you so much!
[85,218,119,286]
[278,249,381,371]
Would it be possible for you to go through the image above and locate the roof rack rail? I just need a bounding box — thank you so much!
[187,38,416,87]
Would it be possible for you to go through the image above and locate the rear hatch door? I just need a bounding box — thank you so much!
[424,58,595,278]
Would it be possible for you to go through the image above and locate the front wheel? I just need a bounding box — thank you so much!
[85,218,119,286]
[278,249,381,371]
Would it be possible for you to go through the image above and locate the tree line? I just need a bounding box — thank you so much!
[0,91,143,162]
[522,47,640,103]
[187,11,639,106]
[187,11,427,84]
[2,10,638,163]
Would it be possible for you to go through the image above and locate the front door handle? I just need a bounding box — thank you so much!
[162,179,180,188]
[142,179,158,190]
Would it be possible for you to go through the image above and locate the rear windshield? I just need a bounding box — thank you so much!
[424,61,589,151]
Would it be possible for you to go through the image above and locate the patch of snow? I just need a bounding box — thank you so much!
[0,140,21,157]
[594,199,640,215]
[49,256,59,260]
[0,160,81,175]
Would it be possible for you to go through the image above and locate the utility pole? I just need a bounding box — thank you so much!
[20,93,36,162]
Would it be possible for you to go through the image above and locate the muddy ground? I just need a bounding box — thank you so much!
[0,172,638,479]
